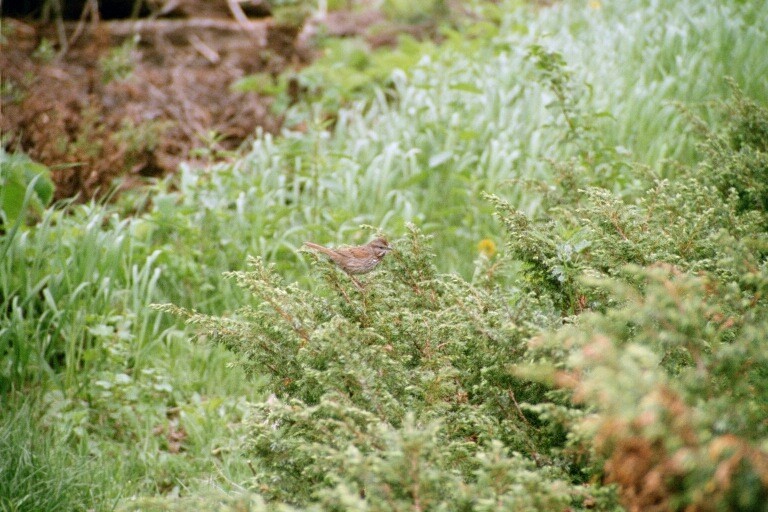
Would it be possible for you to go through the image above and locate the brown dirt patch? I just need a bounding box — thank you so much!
[1,0,455,202]
[1,2,306,201]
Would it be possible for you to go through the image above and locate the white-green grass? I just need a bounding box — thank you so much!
[155,0,767,282]
[526,0,768,166]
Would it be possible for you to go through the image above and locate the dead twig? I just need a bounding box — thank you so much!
[67,0,100,49]
[227,0,250,28]
[50,0,69,59]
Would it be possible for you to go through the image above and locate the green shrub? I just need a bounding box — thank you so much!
[156,84,768,510]
[156,226,613,509]
[507,86,768,510]
[699,83,768,220]
[532,265,768,511]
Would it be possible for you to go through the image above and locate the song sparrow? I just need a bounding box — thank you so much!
[304,237,392,288]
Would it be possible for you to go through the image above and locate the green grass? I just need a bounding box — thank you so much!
[0,398,108,512]
[0,203,161,391]
[0,197,263,508]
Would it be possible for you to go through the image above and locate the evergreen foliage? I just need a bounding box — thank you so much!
[158,84,768,510]
[509,88,768,510]
[156,225,597,509]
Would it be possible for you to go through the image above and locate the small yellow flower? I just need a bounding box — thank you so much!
[477,238,497,258]
[588,0,602,9]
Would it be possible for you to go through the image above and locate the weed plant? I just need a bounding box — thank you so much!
[0,149,54,226]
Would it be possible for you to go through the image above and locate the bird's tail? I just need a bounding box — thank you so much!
[303,242,335,257]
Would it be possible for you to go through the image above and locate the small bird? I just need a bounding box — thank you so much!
[303,237,392,289]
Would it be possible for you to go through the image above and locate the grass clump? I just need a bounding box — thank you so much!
[0,202,161,392]
[0,399,106,511]
[0,191,264,509]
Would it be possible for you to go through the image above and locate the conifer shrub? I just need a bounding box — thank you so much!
[157,86,768,511]
[156,226,608,510]
[699,84,768,221]
[506,87,768,511]
[536,265,768,511]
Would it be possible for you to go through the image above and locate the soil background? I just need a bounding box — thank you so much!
[1,0,393,201]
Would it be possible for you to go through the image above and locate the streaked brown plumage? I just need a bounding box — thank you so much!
[303,237,392,277]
